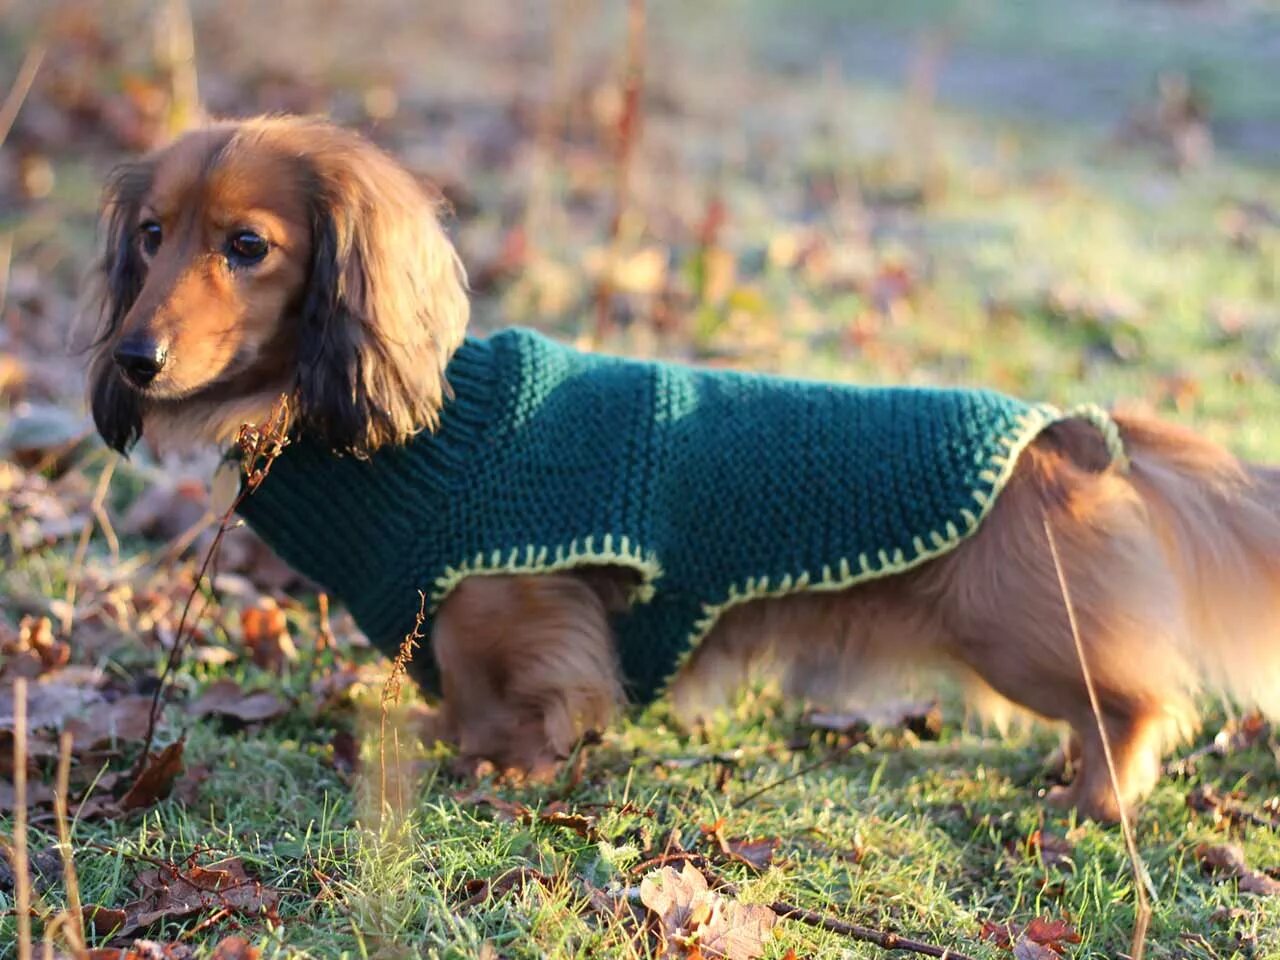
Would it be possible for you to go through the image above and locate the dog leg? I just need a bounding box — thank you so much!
[431,572,624,779]
[928,431,1197,820]
[1046,706,1164,822]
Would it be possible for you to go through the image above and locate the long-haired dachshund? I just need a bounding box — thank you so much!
[86,116,1280,822]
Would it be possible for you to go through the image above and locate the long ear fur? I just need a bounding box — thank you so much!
[294,126,469,456]
[85,160,154,454]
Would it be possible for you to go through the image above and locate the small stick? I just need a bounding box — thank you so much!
[380,593,427,817]
[732,754,836,808]
[135,397,290,773]
[13,677,32,960]
[0,44,45,150]
[592,0,645,339]
[63,455,119,636]
[1043,516,1150,960]
[52,731,85,953]
[770,900,978,960]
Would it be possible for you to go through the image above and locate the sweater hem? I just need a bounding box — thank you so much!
[653,402,1129,699]
[429,534,663,612]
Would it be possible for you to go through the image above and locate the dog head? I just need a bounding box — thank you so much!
[86,116,469,457]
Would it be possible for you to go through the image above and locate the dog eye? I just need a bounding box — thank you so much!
[227,230,269,265]
[138,220,162,256]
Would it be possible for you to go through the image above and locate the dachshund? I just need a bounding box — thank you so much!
[85,116,1280,822]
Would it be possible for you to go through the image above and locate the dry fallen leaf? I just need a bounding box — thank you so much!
[639,862,776,959]
[85,857,280,939]
[455,789,533,823]
[539,801,599,840]
[118,739,186,812]
[1012,939,1060,960]
[1196,843,1280,896]
[239,597,299,672]
[188,679,290,726]
[209,936,260,960]
[1025,829,1075,871]
[63,694,155,748]
[0,615,71,676]
[981,916,1081,955]
[701,819,779,871]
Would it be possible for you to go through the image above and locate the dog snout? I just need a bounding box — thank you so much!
[113,337,169,388]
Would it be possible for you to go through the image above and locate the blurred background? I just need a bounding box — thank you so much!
[2,0,1279,463]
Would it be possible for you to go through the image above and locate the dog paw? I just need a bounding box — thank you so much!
[1044,783,1077,810]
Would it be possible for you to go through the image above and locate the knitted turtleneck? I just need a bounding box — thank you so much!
[236,327,1126,701]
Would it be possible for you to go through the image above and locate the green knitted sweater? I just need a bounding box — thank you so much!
[236,327,1125,701]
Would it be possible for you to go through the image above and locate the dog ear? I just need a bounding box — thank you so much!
[295,132,469,456]
[86,160,154,454]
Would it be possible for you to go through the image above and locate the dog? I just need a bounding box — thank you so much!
[85,116,1280,822]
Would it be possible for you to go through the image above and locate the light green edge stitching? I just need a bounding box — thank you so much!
[655,402,1128,698]
[429,537,663,613]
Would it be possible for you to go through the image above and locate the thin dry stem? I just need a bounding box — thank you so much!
[379,591,427,817]
[771,900,979,960]
[48,732,86,955]
[156,0,200,135]
[592,0,646,339]
[1043,516,1151,960]
[0,43,45,150]
[62,455,119,636]
[135,395,290,772]
[13,677,32,960]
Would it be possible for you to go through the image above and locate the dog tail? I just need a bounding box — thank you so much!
[1115,412,1280,716]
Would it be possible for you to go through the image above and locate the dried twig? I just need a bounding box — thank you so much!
[732,754,837,808]
[156,0,200,135]
[52,731,85,954]
[771,900,979,960]
[12,677,32,960]
[1044,516,1151,960]
[62,455,119,636]
[592,0,645,339]
[134,396,290,773]
[0,43,45,150]
[379,592,427,817]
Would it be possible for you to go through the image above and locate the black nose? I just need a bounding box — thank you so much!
[113,338,168,388]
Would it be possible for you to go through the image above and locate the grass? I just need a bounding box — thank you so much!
[3,0,1280,957]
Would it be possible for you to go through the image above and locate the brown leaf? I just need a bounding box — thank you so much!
[330,729,359,778]
[85,942,194,960]
[239,598,298,672]
[209,936,259,960]
[188,679,290,726]
[700,819,779,871]
[723,837,778,871]
[82,904,128,937]
[1021,917,1082,953]
[1025,829,1075,871]
[0,616,71,675]
[0,677,107,732]
[458,866,554,910]
[119,739,185,812]
[119,479,208,542]
[639,863,776,959]
[1196,843,1280,896]
[538,801,599,840]
[455,790,532,822]
[1012,939,1060,960]
[64,695,155,748]
[979,920,1015,949]
[108,857,280,937]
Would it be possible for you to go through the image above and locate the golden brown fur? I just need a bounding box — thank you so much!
[86,117,1280,822]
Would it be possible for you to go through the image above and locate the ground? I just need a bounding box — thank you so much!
[2,1,1280,957]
